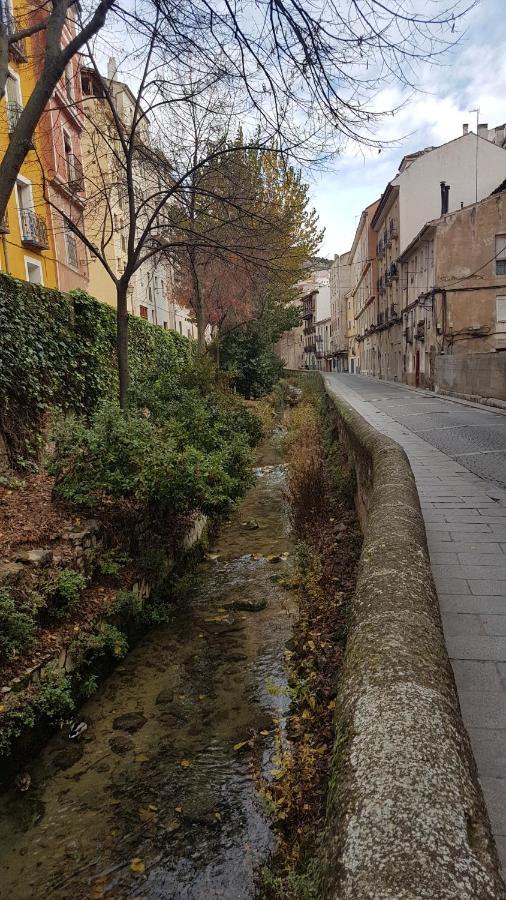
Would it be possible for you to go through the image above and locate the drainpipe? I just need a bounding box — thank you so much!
[2,234,10,273]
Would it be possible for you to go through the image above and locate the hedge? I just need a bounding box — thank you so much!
[0,276,190,465]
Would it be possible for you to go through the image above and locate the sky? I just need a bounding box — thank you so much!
[312,0,506,258]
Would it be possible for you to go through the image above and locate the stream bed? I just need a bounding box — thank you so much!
[0,434,297,899]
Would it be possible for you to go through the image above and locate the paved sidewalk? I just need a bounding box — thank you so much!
[324,373,506,871]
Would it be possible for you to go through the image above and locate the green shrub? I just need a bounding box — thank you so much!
[70,623,128,668]
[0,588,36,661]
[108,590,144,622]
[97,549,131,579]
[45,569,87,621]
[49,359,260,521]
[34,668,75,720]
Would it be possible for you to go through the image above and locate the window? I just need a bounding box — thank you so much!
[25,258,43,285]
[163,321,168,330]
[497,296,506,323]
[64,62,74,103]
[64,220,78,268]
[6,70,22,133]
[139,305,148,319]
[178,321,182,334]
[496,235,506,275]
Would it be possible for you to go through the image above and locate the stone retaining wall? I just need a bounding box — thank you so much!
[309,376,506,898]
[435,351,506,404]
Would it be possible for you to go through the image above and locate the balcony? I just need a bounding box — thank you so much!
[7,101,23,134]
[389,220,399,240]
[404,326,413,344]
[3,7,27,60]
[20,209,48,250]
[388,262,399,280]
[0,211,9,234]
[67,154,85,194]
[377,240,385,258]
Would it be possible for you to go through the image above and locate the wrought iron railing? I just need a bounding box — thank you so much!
[7,100,23,133]
[20,209,48,249]
[2,6,26,58]
[67,154,84,194]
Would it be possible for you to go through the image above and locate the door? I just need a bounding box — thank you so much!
[415,349,420,387]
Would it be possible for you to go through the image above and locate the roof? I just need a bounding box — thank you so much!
[491,177,506,196]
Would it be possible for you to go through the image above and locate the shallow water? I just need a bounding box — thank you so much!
[0,434,296,899]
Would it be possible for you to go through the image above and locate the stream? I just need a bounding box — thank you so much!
[0,433,297,899]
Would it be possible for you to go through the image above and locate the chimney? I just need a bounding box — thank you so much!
[107,57,117,81]
[477,123,489,139]
[440,181,450,216]
[463,123,469,135]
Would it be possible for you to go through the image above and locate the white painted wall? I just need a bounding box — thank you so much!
[315,284,330,321]
[394,133,506,253]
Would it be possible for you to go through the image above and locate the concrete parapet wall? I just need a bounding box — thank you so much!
[317,379,505,898]
[435,352,506,403]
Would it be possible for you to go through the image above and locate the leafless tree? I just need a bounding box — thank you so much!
[0,0,115,219]
[2,0,474,228]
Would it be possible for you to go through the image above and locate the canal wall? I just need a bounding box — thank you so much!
[0,513,208,785]
[310,376,505,898]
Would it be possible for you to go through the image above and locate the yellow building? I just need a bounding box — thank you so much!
[0,7,57,288]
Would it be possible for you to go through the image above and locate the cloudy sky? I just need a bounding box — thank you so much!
[312,0,506,257]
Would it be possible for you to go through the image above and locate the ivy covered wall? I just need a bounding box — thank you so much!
[0,276,190,465]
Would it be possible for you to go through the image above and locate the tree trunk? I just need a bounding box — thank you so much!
[116,283,129,410]
[189,256,206,352]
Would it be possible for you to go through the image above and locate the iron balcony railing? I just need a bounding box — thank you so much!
[7,100,23,133]
[67,153,84,194]
[2,6,26,59]
[0,211,9,234]
[20,209,48,249]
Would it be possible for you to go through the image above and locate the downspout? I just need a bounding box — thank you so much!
[2,234,9,273]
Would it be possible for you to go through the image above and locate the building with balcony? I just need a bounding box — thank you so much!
[398,185,506,395]
[329,251,351,371]
[371,128,506,382]
[0,0,57,286]
[79,62,175,328]
[348,199,379,375]
[33,7,89,292]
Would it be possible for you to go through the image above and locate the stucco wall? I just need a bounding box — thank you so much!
[396,133,506,254]
[435,352,506,402]
[315,376,505,899]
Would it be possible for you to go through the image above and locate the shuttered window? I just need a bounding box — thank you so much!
[495,235,506,275]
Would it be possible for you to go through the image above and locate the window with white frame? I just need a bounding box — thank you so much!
[496,296,506,324]
[25,258,43,285]
[495,235,506,276]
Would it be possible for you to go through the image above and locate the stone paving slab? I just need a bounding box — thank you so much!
[324,373,506,873]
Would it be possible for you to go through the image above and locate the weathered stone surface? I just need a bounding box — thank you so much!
[15,548,53,566]
[227,599,267,612]
[155,689,175,705]
[310,376,506,900]
[112,712,147,733]
[109,735,134,754]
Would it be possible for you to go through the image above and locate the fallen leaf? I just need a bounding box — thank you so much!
[148,804,158,811]
[259,730,269,736]
[175,806,183,813]
[130,857,145,874]
[233,740,248,751]
[180,759,191,768]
